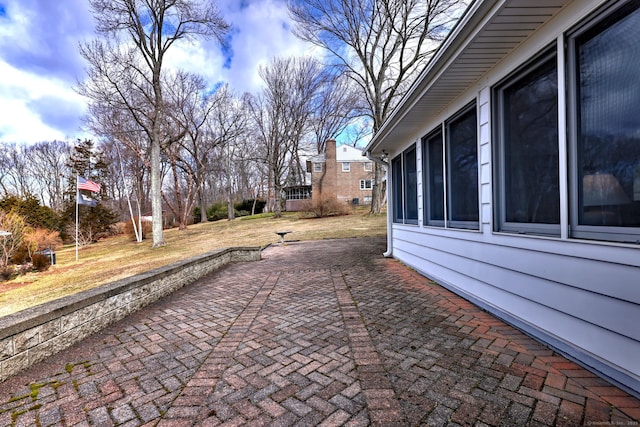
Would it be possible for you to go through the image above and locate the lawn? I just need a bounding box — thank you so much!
[0,210,386,317]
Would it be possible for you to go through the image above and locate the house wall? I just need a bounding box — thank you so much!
[386,0,640,397]
[312,140,374,205]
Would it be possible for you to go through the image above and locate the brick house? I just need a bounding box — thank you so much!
[309,139,374,207]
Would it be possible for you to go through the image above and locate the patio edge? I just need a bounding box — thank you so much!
[0,246,261,382]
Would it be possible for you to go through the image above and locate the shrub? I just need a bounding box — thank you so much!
[207,203,229,221]
[0,265,14,281]
[108,222,126,236]
[234,199,266,215]
[300,197,350,218]
[31,254,51,272]
[123,217,153,241]
[11,246,29,265]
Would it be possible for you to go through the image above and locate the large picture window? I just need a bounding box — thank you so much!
[446,103,479,229]
[568,1,640,242]
[391,145,418,225]
[494,49,560,235]
[422,129,444,226]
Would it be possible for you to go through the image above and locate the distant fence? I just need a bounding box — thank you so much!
[0,247,261,382]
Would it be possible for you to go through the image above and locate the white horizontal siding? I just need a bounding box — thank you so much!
[394,227,640,305]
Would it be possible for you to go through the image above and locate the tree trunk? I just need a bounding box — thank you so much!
[369,162,386,215]
[150,138,166,246]
[274,182,282,218]
[199,185,208,223]
[227,183,235,221]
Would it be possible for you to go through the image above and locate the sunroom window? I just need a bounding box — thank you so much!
[494,49,560,236]
[446,103,479,229]
[391,145,418,225]
[422,128,445,226]
[568,0,640,243]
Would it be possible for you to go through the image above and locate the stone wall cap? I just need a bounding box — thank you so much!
[0,246,261,340]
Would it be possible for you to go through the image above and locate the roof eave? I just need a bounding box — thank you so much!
[366,0,569,155]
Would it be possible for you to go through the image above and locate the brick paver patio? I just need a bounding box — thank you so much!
[0,237,638,426]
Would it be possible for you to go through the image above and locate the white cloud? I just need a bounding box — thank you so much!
[0,0,316,144]
[216,0,318,94]
[165,0,320,95]
[0,61,86,143]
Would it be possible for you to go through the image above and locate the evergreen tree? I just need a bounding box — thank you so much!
[0,194,60,231]
[61,139,117,243]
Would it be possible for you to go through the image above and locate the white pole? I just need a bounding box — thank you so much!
[75,175,79,262]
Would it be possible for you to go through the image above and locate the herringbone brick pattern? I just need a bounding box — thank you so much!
[0,237,637,426]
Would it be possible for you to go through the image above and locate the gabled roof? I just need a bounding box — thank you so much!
[365,0,568,155]
[310,144,368,163]
[336,144,367,162]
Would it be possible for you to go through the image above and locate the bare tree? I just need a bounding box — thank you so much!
[206,86,249,221]
[27,141,72,211]
[288,0,466,213]
[309,71,361,154]
[249,57,326,217]
[0,211,29,269]
[0,143,31,198]
[79,0,228,247]
[170,72,215,224]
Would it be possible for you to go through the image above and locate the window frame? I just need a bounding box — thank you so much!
[360,179,373,190]
[566,0,640,243]
[391,145,418,225]
[364,162,373,172]
[391,155,404,223]
[422,127,446,227]
[403,145,419,225]
[445,102,479,230]
[313,162,323,173]
[342,162,350,172]
[493,46,561,237]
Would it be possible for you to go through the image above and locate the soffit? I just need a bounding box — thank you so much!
[367,0,568,154]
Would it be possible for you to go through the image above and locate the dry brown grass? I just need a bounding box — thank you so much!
[0,210,386,317]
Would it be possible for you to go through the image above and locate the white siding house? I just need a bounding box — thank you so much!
[365,0,640,398]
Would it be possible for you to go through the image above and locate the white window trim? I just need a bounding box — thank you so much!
[360,179,373,190]
[342,162,350,172]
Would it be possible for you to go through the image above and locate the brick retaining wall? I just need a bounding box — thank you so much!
[0,246,261,382]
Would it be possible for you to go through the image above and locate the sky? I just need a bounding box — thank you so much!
[0,0,316,144]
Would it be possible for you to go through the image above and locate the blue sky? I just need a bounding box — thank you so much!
[0,0,315,144]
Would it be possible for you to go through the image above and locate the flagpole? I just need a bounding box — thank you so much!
[75,175,79,262]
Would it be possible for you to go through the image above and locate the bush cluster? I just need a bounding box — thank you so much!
[299,197,351,218]
[122,218,153,241]
[193,199,266,223]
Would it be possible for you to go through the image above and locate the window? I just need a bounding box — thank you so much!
[446,103,479,229]
[285,186,311,200]
[391,145,418,224]
[420,103,479,230]
[392,156,404,223]
[494,49,560,236]
[360,179,373,190]
[364,162,373,172]
[422,128,444,226]
[313,163,323,173]
[342,162,350,172]
[568,1,640,242]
